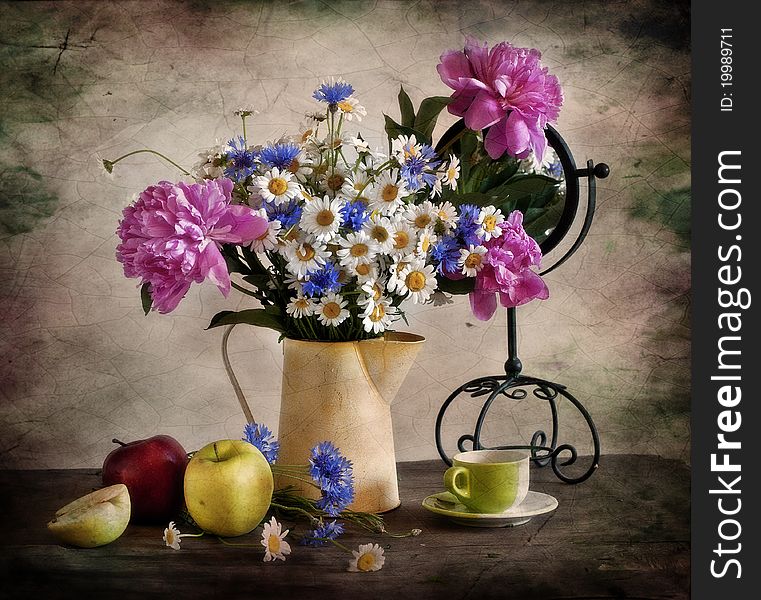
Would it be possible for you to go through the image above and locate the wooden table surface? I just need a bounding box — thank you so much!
[0,455,689,599]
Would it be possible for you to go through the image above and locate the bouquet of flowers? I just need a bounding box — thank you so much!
[106,38,564,341]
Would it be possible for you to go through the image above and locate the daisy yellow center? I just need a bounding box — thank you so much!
[465,253,483,269]
[165,530,177,545]
[396,261,408,274]
[296,244,316,262]
[419,236,432,253]
[483,215,498,231]
[327,174,345,191]
[268,534,281,554]
[301,128,314,142]
[370,304,386,322]
[288,159,301,174]
[438,210,449,220]
[337,100,354,113]
[350,243,369,257]
[316,209,335,227]
[382,184,399,202]
[323,302,341,319]
[371,226,389,243]
[406,270,427,292]
[372,283,382,301]
[357,553,376,571]
[268,178,289,196]
[393,231,409,249]
[447,166,457,180]
[355,263,371,276]
[403,145,418,160]
[295,298,309,309]
[414,214,432,229]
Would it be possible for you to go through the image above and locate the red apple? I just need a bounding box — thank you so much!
[102,435,188,523]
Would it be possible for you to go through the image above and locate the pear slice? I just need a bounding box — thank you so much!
[47,483,131,548]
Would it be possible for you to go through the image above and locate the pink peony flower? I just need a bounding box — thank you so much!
[437,38,563,161]
[116,178,268,313]
[469,211,549,320]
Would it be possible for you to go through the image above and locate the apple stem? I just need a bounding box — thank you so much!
[112,438,127,447]
[213,442,220,462]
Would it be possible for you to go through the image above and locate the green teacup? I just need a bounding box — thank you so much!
[443,450,530,514]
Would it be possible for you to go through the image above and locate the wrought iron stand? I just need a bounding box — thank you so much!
[434,126,609,484]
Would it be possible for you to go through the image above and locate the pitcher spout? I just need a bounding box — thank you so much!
[358,332,425,405]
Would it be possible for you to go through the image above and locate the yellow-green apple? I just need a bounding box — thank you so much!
[47,483,131,548]
[184,439,273,537]
[102,435,188,523]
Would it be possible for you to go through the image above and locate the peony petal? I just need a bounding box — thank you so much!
[469,290,498,321]
[198,242,231,297]
[437,49,472,88]
[213,206,269,244]
[463,90,505,131]
[484,112,530,159]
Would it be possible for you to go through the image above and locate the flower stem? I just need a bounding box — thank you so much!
[104,149,191,176]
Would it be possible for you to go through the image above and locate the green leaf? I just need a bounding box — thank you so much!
[478,161,520,193]
[459,131,479,183]
[222,245,251,275]
[398,86,415,128]
[140,282,152,316]
[413,96,453,143]
[435,274,475,295]
[383,114,424,149]
[207,309,286,333]
[494,174,560,213]
[434,118,466,154]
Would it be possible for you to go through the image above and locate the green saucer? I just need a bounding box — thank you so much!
[421,490,558,528]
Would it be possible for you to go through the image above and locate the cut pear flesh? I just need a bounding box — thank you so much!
[47,483,131,548]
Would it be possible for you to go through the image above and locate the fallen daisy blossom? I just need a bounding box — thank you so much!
[162,521,204,550]
[347,543,386,572]
[261,516,292,562]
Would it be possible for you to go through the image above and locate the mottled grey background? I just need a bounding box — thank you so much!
[0,0,690,469]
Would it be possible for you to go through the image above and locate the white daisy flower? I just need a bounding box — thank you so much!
[191,142,226,181]
[415,229,437,256]
[251,167,303,206]
[389,221,417,257]
[458,244,488,277]
[336,95,367,122]
[286,293,317,318]
[386,255,413,293]
[347,542,386,572]
[362,214,395,254]
[359,278,386,308]
[317,165,349,197]
[261,517,291,562]
[286,148,314,182]
[336,231,379,270]
[284,239,330,278]
[476,206,505,242]
[350,137,387,160]
[301,195,345,242]
[404,201,438,232]
[341,169,373,200]
[397,258,438,304]
[362,299,393,334]
[370,170,408,215]
[162,521,202,550]
[434,201,459,230]
[429,174,443,199]
[250,209,282,253]
[443,155,460,190]
[347,260,380,283]
[317,293,350,327]
[391,134,421,163]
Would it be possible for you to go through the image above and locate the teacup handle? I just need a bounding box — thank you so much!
[444,466,471,501]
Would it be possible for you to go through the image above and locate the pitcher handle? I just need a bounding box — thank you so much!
[221,324,255,423]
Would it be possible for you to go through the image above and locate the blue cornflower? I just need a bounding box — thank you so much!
[455,203,482,247]
[309,441,354,517]
[242,421,280,464]
[340,200,369,232]
[301,519,345,547]
[265,199,302,230]
[224,136,259,182]
[547,159,563,179]
[259,142,301,170]
[313,78,354,105]
[431,235,461,275]
[302,263,342,297]
[400,144,440,191]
